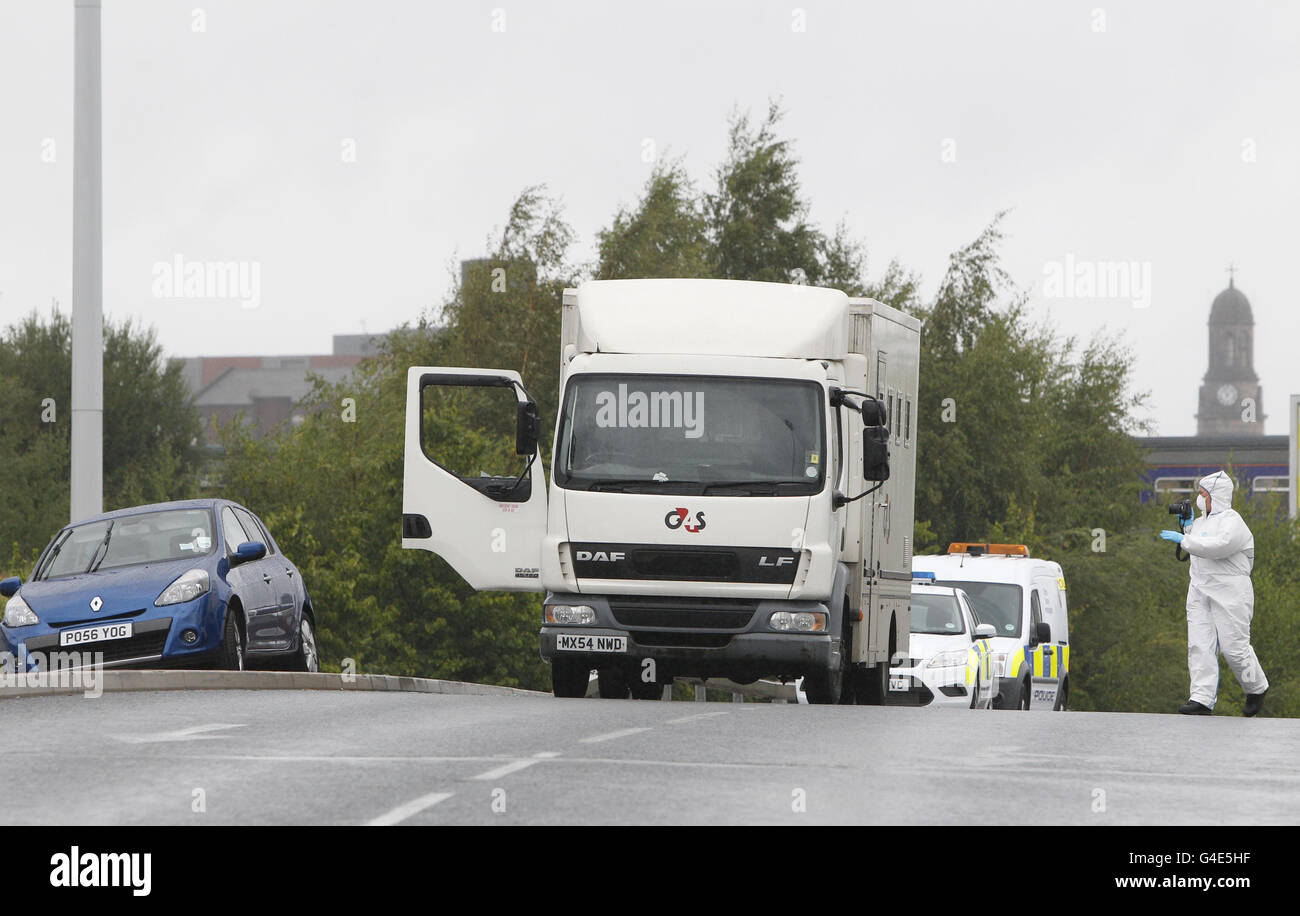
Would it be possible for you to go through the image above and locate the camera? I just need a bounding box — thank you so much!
[1168,498,1192,521]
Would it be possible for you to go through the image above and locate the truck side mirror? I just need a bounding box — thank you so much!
[974,623,996,639]
[516,400,541,456]
[1035,621,1051,644]
[863,426,891,482]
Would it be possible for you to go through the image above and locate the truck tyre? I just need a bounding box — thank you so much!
[857,661,888,705]
[970,679,981,710]
[551,659,590,698]
[598,666,631,699]
[805,607,852,704]
[1017,679,1031,710]
[629,673,662,700]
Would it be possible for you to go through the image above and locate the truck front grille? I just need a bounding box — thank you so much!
[629,631,734,649]
[609,596,757,630]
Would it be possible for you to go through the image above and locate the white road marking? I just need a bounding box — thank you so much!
[665,711,730,725]
[580,727,651,744]
[116,723,246,744]
[472,759,540,781]
[533,750,562,758]
[366,791,454,826]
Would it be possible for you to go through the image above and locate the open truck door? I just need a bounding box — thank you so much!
[401,366,548,591]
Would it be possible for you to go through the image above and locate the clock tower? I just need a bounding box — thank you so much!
[1196,272,1264,435]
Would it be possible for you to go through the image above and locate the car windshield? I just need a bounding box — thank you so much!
[555,374,826,495]
[36,508,216,579]
[932,580,1022,637]
[910,593,965,635]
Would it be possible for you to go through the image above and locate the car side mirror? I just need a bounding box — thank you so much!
[231,541,267,566]
[516,400,541,456]
[0,577,20,598]
[974,623,996,639]
[1035,621,1051,644]
[863,426,891,482]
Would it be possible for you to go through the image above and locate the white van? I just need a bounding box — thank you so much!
[912,543,1070,710]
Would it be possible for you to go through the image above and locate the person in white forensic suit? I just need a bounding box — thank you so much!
[1160,470,1269,716]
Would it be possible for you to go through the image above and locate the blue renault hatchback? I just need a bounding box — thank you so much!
[0,499,318,673]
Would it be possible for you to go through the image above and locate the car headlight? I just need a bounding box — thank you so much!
[544,604,596,625]
[155,569,211,606]
[926,649,970,669]
[769,611,826,632]
[2,594,38,628]
[989,652,1008,677]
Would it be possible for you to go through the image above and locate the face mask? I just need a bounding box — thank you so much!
[1196,494,1206,513]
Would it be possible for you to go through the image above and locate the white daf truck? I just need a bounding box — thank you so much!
[401,278,920,703]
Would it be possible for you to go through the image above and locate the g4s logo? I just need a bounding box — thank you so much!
[664,508,707,533]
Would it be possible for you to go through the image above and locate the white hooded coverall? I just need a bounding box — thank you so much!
[1181,471,1269,708]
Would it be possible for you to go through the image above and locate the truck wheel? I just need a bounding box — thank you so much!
[551,659,590,698]
[970,679,981,710]
[597,666,631,699]
[629,673,663,700]
[805,611,852,704]
[1054,679,1069,711]
[857,662,888,705]
[1017,679,1031,709]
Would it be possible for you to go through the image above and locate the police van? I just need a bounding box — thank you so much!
[912,543,1070,710]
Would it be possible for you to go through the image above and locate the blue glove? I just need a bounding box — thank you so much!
[1182,513,1195,532]
[1160,530,1184,544]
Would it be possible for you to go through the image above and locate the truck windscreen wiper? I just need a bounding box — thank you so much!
[700,481,808,496]
[583,478,676,492]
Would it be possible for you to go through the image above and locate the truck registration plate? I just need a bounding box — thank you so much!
[889,676,909,692]
[555,633,627,653]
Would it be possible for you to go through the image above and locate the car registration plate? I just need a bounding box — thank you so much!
[555,633,626,653]
[59,621,133,647]
[889,676,910,692]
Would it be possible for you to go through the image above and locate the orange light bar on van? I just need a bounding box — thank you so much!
[947,542,1031,557]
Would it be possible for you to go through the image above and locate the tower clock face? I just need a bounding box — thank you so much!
[1217,383,1239,407]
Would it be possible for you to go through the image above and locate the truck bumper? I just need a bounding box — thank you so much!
[538,592,835,681]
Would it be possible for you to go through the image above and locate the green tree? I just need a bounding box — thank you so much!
[215,188,575,689]
[0,310,201,567]
[596,159,710,280]
[907,216,1150,551]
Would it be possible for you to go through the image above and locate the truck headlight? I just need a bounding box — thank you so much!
[544,604,596,625]
[155,569,211,606]
[769,611,826,632]
[2,594,38,628]
[926,649,969,669]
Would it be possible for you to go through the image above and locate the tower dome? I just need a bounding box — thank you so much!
[1209,279,1253,324]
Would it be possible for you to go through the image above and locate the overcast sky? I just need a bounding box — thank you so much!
[2,0,1297,436]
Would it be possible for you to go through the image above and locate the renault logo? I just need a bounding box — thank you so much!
[90,596,103,612]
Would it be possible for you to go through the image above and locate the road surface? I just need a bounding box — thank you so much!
[3,690,1297,825]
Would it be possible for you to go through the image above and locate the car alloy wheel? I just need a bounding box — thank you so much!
[298,617,319,673]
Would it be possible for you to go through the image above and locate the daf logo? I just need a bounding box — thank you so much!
[89,596,103,612]
[575,550,625,562]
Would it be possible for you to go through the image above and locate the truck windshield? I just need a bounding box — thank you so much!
[555,374,825,495]
[932,581,1022,637]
